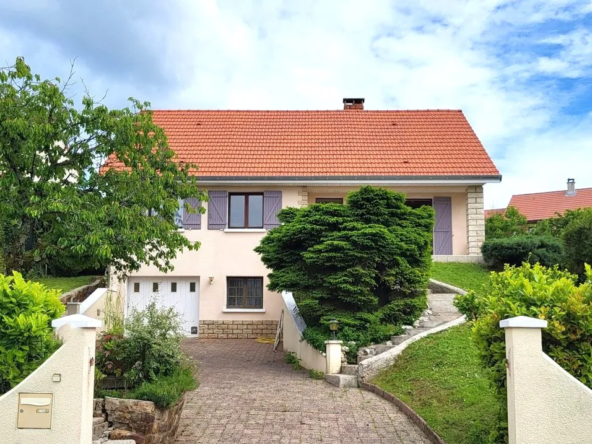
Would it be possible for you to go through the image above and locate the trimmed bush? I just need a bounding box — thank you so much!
[0,272,64,393]
[485,206,528,239]
[255,186,433,359]
[454,262,592,443]
[481,235,565,270]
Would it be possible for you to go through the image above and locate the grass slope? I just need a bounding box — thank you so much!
[35,275,101,293]
[372,262,498,444]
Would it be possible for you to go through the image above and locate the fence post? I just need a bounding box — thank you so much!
[325,340,343,375]
[500,316,548,444]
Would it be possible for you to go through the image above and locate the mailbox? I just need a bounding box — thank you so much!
[17,393,53,429]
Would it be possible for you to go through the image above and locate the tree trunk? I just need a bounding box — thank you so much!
[1,219,30,274]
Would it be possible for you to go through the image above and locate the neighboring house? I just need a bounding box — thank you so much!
[104,98,501,337]
[484,208,506,218]
[504,179,592,223]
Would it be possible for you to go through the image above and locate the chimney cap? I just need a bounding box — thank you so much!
[343,98,365,104]
[566,178,576,196]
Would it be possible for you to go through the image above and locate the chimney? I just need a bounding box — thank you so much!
[343,98,365,111]
[566,178,576,196]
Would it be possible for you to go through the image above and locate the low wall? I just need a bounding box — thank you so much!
[502,316,592,444]
[60,277,105,303]
[100,396,185,444]
[281,291,327,373]
[199,320,278,338]
[0,315,100,443]
[432,255,484,264]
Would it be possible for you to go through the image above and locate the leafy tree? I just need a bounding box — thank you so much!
[562,208,592,281]
[530,208,585,238]
[0,57,206,276]
[485,206,528,239]
[255,186,434,356]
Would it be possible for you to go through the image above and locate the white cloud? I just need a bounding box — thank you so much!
[1,0,592,209]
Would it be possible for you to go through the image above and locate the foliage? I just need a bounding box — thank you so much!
[0,57,207,276]
[0,272,64,393]
[456,262,592,443]
[99,365,196,409]
[308,369,325,380]
[430,262,491,297]
[562,208,592,281]
[373,324,499,444]
[481,235,565,270]
[284,352,302,370]
[256,186,434,355]
[485,206,528,239]
[96,301,186,387]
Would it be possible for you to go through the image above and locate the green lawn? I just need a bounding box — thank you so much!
[431,262,491,296]
[34,275,102,293]
[372,262,498,444]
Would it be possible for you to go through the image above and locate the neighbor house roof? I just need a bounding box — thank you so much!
[508,187,592,222]
[103,109,500,180]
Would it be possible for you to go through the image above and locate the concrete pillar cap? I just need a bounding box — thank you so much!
[500,316,547,329]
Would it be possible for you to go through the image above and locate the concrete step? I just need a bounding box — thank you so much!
[404,327,432,337]
[418,315,461,328]
[325,374,358,388]
[341,364,358,375]
[92,417,108,441]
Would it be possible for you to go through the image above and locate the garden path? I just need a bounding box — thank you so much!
[177,339,431,444]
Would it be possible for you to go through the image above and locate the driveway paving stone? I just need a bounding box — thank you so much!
[177,339,431,444]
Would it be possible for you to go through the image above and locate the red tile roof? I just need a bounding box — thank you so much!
[484,208,506,218]
[509,187,592,221]
[104,109,500,179]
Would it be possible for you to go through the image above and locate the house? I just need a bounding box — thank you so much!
[504,179,592,223]
[106,98,501,337]
[484,208,506,218]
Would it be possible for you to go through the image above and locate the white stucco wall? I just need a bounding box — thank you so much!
[0,317,99,444]
[502,317,592,444]
[280,292,327,373]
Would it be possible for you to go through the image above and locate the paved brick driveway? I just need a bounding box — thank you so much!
[177,339,431,444]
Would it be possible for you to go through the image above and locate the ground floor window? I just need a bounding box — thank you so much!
[227,277,263,309]
[315,197,344,204]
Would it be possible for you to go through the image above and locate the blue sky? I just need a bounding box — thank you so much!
[1,0,591,208]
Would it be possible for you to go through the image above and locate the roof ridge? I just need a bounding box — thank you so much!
[512,187,592,198]
[149,109,464,113]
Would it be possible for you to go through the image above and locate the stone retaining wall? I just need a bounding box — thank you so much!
[198,320,278,338]
[96,396,185,444]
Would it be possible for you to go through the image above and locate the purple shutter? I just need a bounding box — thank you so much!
[208,190,228,230]
[263,191,282,229]
[433,197,453,255]
[183,198,202,229]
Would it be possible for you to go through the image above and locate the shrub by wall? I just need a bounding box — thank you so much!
[0,272,64,393]
[255,186,434,359]
[562,208,592,282]
[454,262,592,443]
[481,235,565,270]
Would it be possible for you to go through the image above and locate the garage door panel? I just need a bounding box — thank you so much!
[127,277,199,336]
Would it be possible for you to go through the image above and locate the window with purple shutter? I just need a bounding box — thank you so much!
[208,190,228,230]
[433,196,453,255]
[183,198,202,229]
[263,191,282,229]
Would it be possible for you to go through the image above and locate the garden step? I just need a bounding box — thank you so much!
[341,364,358,375]
[403,327,432,337]
[418,316,460,328]
[391,335,409,345]
[325,374,358,388]
[92,417,108,441]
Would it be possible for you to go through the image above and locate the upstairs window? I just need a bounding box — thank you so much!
[229,193,264,228]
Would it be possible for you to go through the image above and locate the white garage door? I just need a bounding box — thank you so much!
[127,277,200,336]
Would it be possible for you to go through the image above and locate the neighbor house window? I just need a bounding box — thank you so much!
[189,282,196,292]
[227,277,263,309]
[152,282,159,292]
[229,193,263,228]
[171,282,177,293]
[405,199,433,209]
[316,197,344,204]
[133,282,140,293]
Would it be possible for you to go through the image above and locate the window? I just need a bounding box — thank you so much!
[405,199,433,209]
[189,282,196,292]
[152,282,159,292]
[229,193,263,228]
[171,282,177,293]
[316,197,344,204]
[133,282,140,293]
[227,277,263,309]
